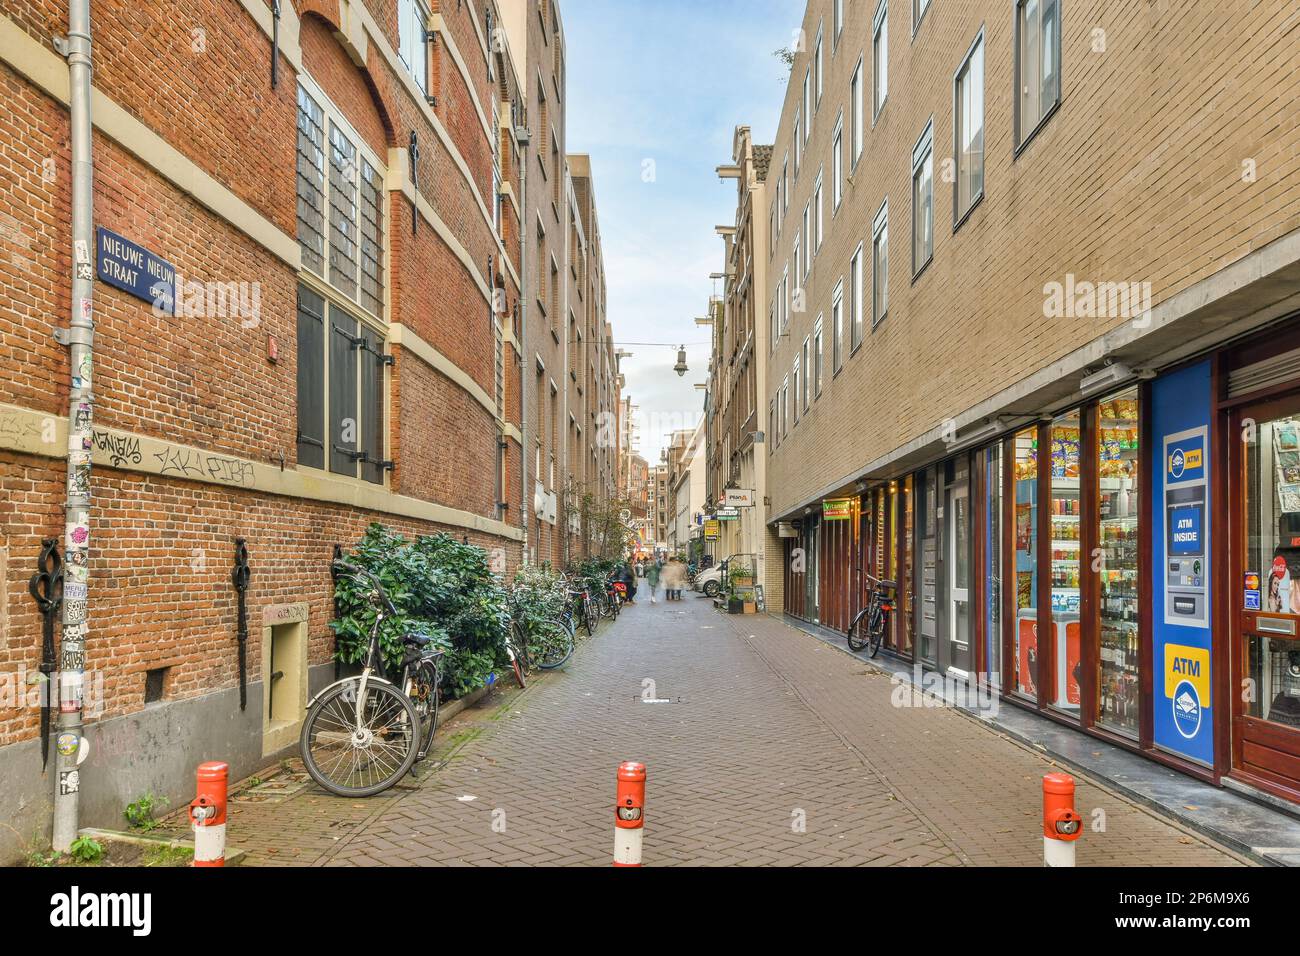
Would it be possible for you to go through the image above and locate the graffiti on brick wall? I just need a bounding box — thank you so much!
[92,430,142,467]
[153,447,255,486]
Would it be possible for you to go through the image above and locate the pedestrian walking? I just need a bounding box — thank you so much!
[645,559,662,604]
[662,557,687,601]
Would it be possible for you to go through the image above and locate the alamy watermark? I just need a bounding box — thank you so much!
[1043,273,1151,327]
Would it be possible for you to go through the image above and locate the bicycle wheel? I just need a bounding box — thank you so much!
[846,608,870,652]
[508,626,528,688]
[410,660,439,759]
[300,679,420,798]
[868,607,887,659]
[534,617,575,670]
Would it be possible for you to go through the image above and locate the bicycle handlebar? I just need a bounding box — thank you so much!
[332,559,399,616]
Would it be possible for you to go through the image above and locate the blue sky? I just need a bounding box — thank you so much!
[564,0,801,465]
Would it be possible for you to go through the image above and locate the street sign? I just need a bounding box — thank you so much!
[724,489,754,507]
[704,520,720,540]
[96,227,175,313]
[716,507,740,521]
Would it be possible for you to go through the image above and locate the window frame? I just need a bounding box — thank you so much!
[911,119,934,281]
[397,0,431,95]
[850,240,865,351]
[873,199,890,327]
[832,112,845,211]
[873,1,889,123]
[1013,0,1063,155]
[953,28,986,230]
[813,317,825,397]
[913,0,932,37]
[831,278,845,374]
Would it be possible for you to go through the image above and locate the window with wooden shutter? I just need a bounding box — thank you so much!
[296,286,326,469]
[329,306,360,476]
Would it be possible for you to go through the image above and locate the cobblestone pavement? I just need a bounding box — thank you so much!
[174,593,1248,866]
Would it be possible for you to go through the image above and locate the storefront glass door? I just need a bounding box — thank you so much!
[1012,428,1040,698]
[1049,411,1083,718]
[1097,391,1141,737]
[1239,404,1300,792]
[942,459,973,677]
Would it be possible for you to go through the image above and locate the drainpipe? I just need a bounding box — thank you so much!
[52,0,94,852]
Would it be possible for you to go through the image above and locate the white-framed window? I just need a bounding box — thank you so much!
[873,1,889,121]
[814,22,824,107]
[782,155,789,213]
[813,318,824,396]
[398,0,430,94]
[850,241,865,349]
[834,0,844,47]
[832,113,844,209]
[801,336,811,410]
[1015,0,1061,149]
[792,356,801,424]
[873,199,889,325]
[814,170,824,254]
[793,235,802,290]
[782,376,789,437]
[783,263,790,326]
[954,31,985,225]
[295,79,389,485]
[851,56,864,167]
[794,109,802,177]
[831,278,844,372]
[803,202,812,278]
[803,69,812,142]
[913,0,931,35]
[912,120,933,277]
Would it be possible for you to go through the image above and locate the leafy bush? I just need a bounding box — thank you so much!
[332,524,510,700]
[69,836,103,864]
[569,557,619,596]
[124,793,167,831]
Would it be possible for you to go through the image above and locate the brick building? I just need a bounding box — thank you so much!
[0,0,613,860]
[705,126,772,581]
[759,0,1300,803]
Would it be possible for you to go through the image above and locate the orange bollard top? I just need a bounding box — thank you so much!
[1042,773,1082,842]
[615,762,646,829]
[197,761,229,784]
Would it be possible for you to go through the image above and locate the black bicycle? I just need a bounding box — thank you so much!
[300,560,443,798]
[846,571,896,658]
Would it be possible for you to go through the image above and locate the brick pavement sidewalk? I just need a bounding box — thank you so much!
[158,597,1248,867]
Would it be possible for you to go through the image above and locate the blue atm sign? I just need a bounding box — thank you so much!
[1167,435,1205,484]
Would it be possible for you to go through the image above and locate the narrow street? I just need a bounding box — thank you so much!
[191,591,1244,867]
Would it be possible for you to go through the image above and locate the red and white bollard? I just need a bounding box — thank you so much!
[189,761,229,868]
[613,761,646,867]
[1042,772,1082,867]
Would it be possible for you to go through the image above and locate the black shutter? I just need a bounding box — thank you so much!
[361,325,385,485]
[295,285,326,469]
[329,306,359,477]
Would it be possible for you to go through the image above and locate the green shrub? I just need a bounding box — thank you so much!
[69,836,103,864]
[124,793,167,831]
[332,524,510,699]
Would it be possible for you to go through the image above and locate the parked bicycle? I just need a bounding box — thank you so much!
[300,560,442,798]
[846,571,897,658]
[507,605,576,681]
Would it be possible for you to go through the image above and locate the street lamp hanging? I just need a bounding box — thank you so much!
[674,346,688,378]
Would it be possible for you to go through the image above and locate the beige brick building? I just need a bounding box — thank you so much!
[759,0,1300,805]
[706,126,772,588]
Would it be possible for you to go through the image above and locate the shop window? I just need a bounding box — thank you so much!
[1049,411,1082,715]
[1012,427,1039,697]
[1097,390,1141,736]
[900,475,914,655]
[1244,413,1300,730]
